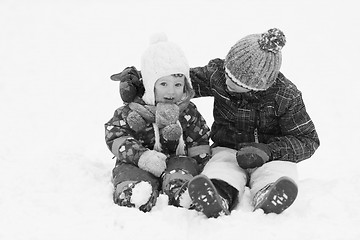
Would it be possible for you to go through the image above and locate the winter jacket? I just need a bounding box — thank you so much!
[190,58,320,163]
[105,101,211,168]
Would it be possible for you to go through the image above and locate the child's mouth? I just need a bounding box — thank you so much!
[163,97,175,102]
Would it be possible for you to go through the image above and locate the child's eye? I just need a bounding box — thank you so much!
[160,82,167,86]
[175,83,183,87]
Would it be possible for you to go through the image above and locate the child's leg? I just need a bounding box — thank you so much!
[112,163,160,212]
[202,147,247,195]
[162,156,199,207]
[249,161,298,214]
[188,147,247,217]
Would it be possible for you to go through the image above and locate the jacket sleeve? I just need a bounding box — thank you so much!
[190,58,224,98]
[182,102,211,167]
[105,106,148,166]
[267,93,320,163]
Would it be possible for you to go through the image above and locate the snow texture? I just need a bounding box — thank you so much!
[131,181,153,207]
[179,189,192,209]
[1,0,360,240]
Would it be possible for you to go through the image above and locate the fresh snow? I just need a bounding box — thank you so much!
[1,0,359,240]
[131,181,153,207]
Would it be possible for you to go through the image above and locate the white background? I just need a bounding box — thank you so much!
[1,0,359,239]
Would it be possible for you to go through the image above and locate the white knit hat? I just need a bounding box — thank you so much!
[140,34,191,155]
[140,33,191,105]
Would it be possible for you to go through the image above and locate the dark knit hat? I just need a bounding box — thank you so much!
[224,28,286,91]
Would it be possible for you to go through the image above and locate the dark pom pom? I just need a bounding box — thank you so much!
[161,124,182,141]
[258,28,286,53]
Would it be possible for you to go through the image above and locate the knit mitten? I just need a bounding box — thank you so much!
[126,111,147,132]
[138,150,167,177]
[156,103,182,141]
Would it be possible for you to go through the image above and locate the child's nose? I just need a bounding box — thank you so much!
[168,85,175,94]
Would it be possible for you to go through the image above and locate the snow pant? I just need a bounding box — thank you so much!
[112,155,200,202]
[112,163,160,190]
[201,146,299,209]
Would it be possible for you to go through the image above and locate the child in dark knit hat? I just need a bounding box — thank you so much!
[105,34,211,212]
[188,28,319,217]
[112,28,320,217]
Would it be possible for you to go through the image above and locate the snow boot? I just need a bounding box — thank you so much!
[211,178,239,211]
[162,156,199,208]
[113,180,158,213]
[162,169,193,207]
[170,181,192,208]
[252,176,298,214]
[188,175,230,218]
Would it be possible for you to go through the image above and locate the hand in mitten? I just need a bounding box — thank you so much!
[126,111,147,132]
[110,66,145,103]
[236,143,272,169]
[138,150,167,177]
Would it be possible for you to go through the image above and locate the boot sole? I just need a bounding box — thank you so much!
[188,175,230,218]
[254,176,298,214]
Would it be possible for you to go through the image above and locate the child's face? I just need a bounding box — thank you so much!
[225,74,250,93]
[155,74,185,104]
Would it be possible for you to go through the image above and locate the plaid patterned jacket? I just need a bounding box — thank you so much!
[105,101,211,167]
[190,58,320,162]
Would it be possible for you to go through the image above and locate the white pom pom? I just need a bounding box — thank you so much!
[149,32,168,45]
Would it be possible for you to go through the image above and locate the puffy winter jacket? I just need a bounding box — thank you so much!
[105,101,211,167]
[190,58,320,163]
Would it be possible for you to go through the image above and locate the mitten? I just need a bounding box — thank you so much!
[110,67,145,103]
[127,102,156,132]
[127,111,147,132]
[156,103,182,141]
[138,150,167,177]
[236,143,272,169]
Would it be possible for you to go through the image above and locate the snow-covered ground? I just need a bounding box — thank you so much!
[1,1,359,239]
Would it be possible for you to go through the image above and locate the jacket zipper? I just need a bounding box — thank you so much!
[254,109,260,143]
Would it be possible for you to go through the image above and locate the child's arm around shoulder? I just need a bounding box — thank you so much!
[190,58,225,98]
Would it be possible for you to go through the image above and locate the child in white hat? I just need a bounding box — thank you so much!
[105,34,211,212]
